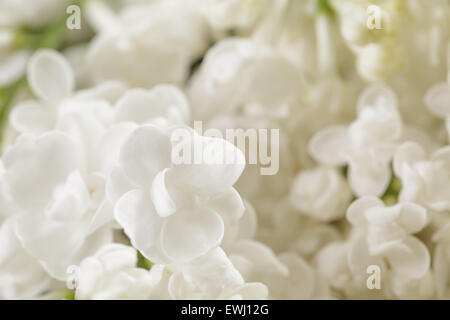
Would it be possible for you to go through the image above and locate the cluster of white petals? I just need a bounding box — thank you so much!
[0,0,450,300]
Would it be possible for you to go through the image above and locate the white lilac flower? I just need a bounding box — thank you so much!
[290,166,352,222]
[188,38,301,120]
[111,125,246,264]
[387,270,435,300]
[1,0,450,301]
[75,243,169,300]
[394,142,450,212]
[331,0,405,81]
[2,131,114,279]
[86,0,208,88]
[226,239,328,299]
[167,247,268,300]
[257,198,340,256]
[346,196,430,280]
[0,217,52,300]
[9,49,129,137]
[309,83,402,196]
[200,0,270,32]
[9,49,76,135]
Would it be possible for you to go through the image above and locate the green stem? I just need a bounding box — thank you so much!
[0,76,26,147]
[137,251,154,270]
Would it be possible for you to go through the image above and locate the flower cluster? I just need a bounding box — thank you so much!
[0,0,450,300]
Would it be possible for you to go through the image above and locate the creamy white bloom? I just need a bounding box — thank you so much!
[387,270,435,300]
[2,131,114,279]
[394,142,450,212]
[309,84,402,196]
[332,0,405,81]
[0,217,52,299]
[111,125,246,263]
[9,49,129,137]
[227,239,328,299]
[168,247,267,300]
[9,49,75,135]
[200,0,270,31]
[188,38,301,120]
[87,0,208,87]
[347,196,430,280]
[75,244,165,300]
[290,166,352,222]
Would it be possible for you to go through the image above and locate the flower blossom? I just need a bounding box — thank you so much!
[346,196,430,280]
[290,166,352,222]
[111,124,246,263]
[309,83,403,196]
[394,142,450,212]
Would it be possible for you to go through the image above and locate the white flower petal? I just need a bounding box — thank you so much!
[119,125,172,188]
[207,187,245,224]
[308,125,348,166]
[76,80,128,103]
[398,164,424,203]
[346,196,384,227]
[44,170,90,221]
[27,49,74,101]
[385,236,430,279]
[395,202,427,234]
[161,207,224,262]
[15,213,88,279]
[347,153,391,196]
[267,253,315,299]
[235,200,257,240]
[357,83,397,114]
[178,247,244,298]
[3,132,81,212]
[432,145,450,163]
[347,232,385,277]
[9,100,54,135]
[114,189,168,263]
[115,85,189,124]
[425,82,450,118]
[150,169,176,218]
[95,244,137,273]
[88,200,115,235]
[226,282,268,300]
[97,122,137,176]
[106,166,139,204]
[393,142,426,178]
[230,240,288,278]
[170,135,245,195]
[0,218,51,299]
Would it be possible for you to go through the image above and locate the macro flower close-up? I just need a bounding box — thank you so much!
[0,0,450,304]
